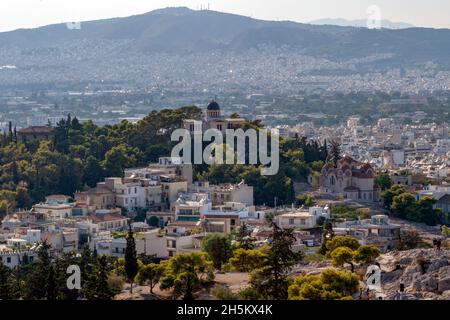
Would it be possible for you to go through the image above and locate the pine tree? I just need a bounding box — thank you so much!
[234,223,255,250]
[55,254,80,300]
[46,264,58,300]
[250,220,303,299]
[80,245,96,299]
[0,262,11,300]
[11,161,19,184]
[125,225,138,293]
[25,241,51,300]
[84,256,114,300]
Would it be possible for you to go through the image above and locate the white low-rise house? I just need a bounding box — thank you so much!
[415,184,450,221]
[172,193,211,222]
[42,228,78,253]
[77,210,128,235]
[6,238,28,249]
[164,223,203,257]
[333,215,401,252]
[201,202,260,233]
[25,229,41,244]
[0,244,38,268]
[165,234,203,257]
[188,181,254,206]
[33,195,74,220]
[91,229,168,258]
[275,206,330,230]
[90,232,114,255]
[276,211,317,229]
[111,229,168,258]
[1,213,24,230]
[107,177,164,212]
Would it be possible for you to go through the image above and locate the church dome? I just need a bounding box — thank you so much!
[207,100,220,111]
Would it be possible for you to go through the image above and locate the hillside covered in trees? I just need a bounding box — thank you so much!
[0,106,327,216]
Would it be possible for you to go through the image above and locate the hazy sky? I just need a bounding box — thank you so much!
[0,0,449,32]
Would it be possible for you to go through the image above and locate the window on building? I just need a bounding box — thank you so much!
[289,219,295,225]
[7,257,11,263]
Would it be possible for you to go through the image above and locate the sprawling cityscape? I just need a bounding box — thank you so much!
[0,2,450,310]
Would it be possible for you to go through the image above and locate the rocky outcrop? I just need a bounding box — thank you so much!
[374,249,450,300]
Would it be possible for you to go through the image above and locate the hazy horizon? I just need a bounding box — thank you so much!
[0,0,449,32]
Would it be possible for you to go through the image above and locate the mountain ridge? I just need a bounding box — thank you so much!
[309,18,415,29]
[0,7,450,67]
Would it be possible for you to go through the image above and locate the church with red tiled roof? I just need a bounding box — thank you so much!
[320,156,379,202]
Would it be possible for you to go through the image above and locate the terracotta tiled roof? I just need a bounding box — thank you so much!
[168,220,199,227]
[339,156,357,165]
[204,214,239,219]
[88,212,126,223]
[46,194,71,199]
[18,126,54,134]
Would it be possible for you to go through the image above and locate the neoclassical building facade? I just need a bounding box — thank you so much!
[183,100,246,134]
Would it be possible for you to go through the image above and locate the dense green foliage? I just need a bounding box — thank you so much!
[136,263,164,293]
[374,173,392,191]
[0,107,202,217]
[197,136,328,206]
[330,204,362,221]
[201,233,233,271]
[229,248,268,272]
[322,235,361,257]
[246,220,303,300]
[159,252,214,300]
[382,185,442,226]
[0,242,117,300]
[288,268,359,300]
[0,106,327,218]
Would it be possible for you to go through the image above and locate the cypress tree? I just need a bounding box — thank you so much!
[8,121,12,143]
[327,139,342,167]
[125,225,138,293]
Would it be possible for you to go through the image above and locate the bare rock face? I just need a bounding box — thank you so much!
[442,290,450,299]
[374,249,450,300]
[438,277,450,293]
